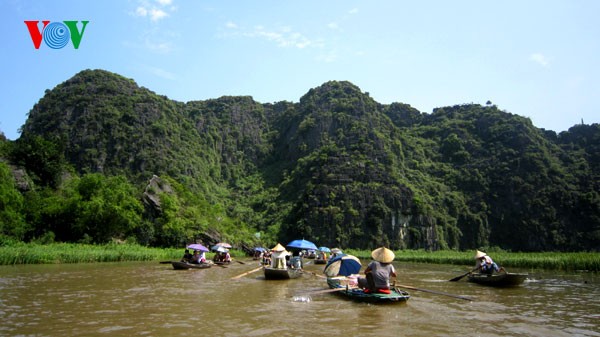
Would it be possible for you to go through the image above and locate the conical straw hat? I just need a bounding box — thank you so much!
[271,243,286,252]
[371,247,395,263]
[473,250,486,259]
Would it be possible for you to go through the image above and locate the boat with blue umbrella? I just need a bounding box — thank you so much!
[315,247,330,264]
[286,239,318,250]
[324,254,410,304]
[252,247,268,261]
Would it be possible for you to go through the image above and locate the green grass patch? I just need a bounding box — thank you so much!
[1,243,597,271]
[343,249,600,272]
[0,242,246,265]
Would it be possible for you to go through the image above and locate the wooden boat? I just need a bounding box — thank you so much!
[171,261,212,270]
[214,260,231,266]
[263,267,303,280]
[327,277,410,304]
[467,272,527,287]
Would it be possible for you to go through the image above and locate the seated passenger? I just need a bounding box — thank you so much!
[358,247,396,294]
[474,250,502,275]
[189,250,203,264]
[181,249,193,262]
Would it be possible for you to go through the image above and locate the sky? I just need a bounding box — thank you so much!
[1,0,599,140]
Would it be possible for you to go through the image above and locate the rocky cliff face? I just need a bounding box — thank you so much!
[12,69,600,251]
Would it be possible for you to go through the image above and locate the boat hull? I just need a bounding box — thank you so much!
[327,278,410,304]
[467,273,527,287]
[214,261,231,266]
[264,267,303,280]
[171,261,212,270]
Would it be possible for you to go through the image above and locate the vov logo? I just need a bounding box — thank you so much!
[24,20,89,49]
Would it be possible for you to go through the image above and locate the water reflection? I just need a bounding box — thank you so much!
[0,261,598,336]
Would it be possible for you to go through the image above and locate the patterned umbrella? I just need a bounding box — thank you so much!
[324,254,362,277]
[214,242,232,249]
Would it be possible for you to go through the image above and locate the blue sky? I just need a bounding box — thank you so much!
[1,0,599,140]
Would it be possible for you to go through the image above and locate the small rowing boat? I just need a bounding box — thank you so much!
[171,261,212,270]
[467,272,527,287]
[326,277,410,304]
[214,261,231,266]
[264,267,303,280]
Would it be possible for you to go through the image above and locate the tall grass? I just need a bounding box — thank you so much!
[1,243,597,271]
[0,242,179,264]
[0,242,247,265]
[344,249,600,272]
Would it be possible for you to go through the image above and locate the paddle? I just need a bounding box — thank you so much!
[230,266,263,280]
[395,284,473,301]
[449,267,478,282]
[159,261,174,264]
[296,287,356,296]
[302,270,327,279]
[236,260,246,264]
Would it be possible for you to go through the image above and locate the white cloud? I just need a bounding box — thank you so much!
[136,7,148,17]
[224,24,314,49]
[328,22,340,31]
[148,66,176,80]
[530,53,549,67]
[144,38,172,53]
[349,8,359,14]
[133,0,174,22]
[317,50,337,63]
[149,8,168,21]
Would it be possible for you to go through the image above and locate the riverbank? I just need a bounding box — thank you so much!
[346,249,600,272]
[0,242,245,265]
[0,243,598,271]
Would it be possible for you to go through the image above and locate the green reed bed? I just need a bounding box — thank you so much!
[1,243,597,271]
[344,249,600,272]
[0,242,181,265]
[0,242,250,265]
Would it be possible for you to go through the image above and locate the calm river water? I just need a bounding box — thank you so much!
[0,260,598,337]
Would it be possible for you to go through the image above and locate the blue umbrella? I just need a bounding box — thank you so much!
[212,245,229,253]
[253,247,267,252]
[324,254,362,277]
[187,243,209,252]
[286,239,318,250]
[318,246,331,253]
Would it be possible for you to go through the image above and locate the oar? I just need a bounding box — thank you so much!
[302,270,327,279]
[230,266,263,280]
[159,261,174,264]
[296,287,356,296]
[236,260,246,264]
[449,267,478,282]
[395,284,473,301]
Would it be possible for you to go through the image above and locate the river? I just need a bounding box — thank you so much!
[0,260,598,336]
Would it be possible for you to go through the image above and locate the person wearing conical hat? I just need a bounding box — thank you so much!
[270,243,290,269]
[358,247,397,294]
[473,250,502,275]
[271,243,286,252]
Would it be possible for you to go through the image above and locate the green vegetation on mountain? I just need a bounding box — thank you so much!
[1,69,598,252]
